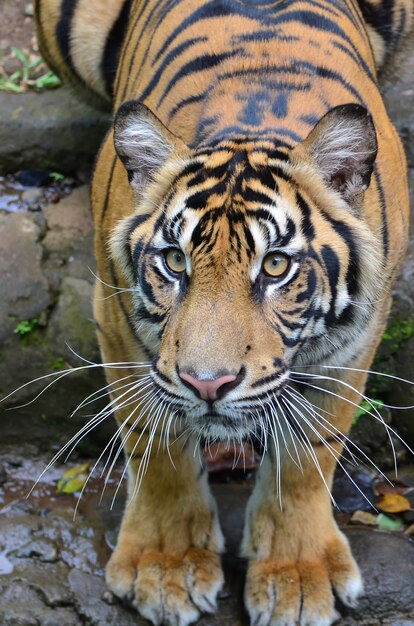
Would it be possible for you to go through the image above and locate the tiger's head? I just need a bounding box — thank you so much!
[111,101,380,441]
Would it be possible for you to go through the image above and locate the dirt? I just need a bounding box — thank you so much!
[0,0,38,59]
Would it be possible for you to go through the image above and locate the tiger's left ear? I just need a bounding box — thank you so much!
[114,100,190,197]
[294,104,377,206]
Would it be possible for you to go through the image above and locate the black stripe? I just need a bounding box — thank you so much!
[275,312,306,332]
[321,244,340,325]
[318,213,360,297]
[101,0,133,98]
[211,125,304,146]
[136,304,166,325]
[251,369,287,389]
[297,192,315,241]
[140,36,208,102]
[100,157,117,223]
[268,149,290,162]
[357,0,395,45]
[243,187,275,207]
[169,92,207,121]
[156,49,245,107]
[332,40,375,84]
[373,167,388,259]
[216,60,365,106]
[152,1,354,65]
[296,266,317,303]
[56,0,78,72]
[118,0,157,102]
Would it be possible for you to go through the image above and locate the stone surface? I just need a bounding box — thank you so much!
[0,211,50,341]
[383,32,414,168]
[46,276,98,366]
[0,88,110,175]
[42,185,96,289]
[372,168,414,449]
[345,529,414,619]
[0,185,107,447]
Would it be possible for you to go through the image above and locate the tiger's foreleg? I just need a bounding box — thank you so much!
[105,395,225,626]
[242,369,370,626]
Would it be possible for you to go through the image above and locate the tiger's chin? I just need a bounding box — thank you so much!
[188,411,256,443]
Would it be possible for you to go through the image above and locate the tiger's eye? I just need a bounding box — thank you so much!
[262,252,291,278]
[165,248,186,274]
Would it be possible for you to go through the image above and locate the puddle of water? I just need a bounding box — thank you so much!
[0,172,80,213]
[0,551,14,575]
[0,176,26,212]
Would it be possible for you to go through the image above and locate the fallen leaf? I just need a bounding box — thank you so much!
[374,479,409,496]
[404,523,414,537]
[376,493,411,513]
[377,513,404,532]
[57,463,90,494]
[350,510,378,526]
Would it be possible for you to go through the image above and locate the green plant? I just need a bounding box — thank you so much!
[13,318,39,337]
[369,317,414,396]
[49,171,65,182]
[0,47,61,93]
[353,398,384,426]
[51,356,66,371]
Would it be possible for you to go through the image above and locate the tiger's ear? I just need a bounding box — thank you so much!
[294,104,377,206]
[114,100,189,195]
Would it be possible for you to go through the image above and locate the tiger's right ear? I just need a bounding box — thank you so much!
[113,100,190,196]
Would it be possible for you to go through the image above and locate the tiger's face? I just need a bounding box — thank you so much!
[112,101,381,441]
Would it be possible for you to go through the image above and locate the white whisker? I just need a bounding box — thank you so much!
[285,385,392,484]
[281,396,337,506]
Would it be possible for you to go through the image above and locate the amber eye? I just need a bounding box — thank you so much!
[164,248,186,274]
[262,252,291,278]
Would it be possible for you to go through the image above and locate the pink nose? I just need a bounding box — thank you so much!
[179,372,238,401]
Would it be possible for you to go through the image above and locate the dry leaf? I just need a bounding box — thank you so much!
[350,510,378,526]
[376,493,411,513]
[404,524,414,536]
[374,479,409,496]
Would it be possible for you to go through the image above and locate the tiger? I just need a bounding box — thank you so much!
[35,1,412,625]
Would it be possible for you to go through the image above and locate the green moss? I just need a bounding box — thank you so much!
[362,316,414,399]
[51,356,66,371]
[353,398,384,426]
[382,318,414,350]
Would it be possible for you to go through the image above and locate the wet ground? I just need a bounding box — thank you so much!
[1,441,414,626]
[0,170,81,213]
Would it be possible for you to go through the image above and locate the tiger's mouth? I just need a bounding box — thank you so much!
[149,359,292,441]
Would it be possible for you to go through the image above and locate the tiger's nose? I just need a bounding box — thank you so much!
[179,369,244,401]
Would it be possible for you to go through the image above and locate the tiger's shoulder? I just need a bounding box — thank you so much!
[35,0,413,108]
[34,0,132,109]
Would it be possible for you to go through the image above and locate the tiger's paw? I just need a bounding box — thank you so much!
[244,537,363,626]
[106,547,224,626]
